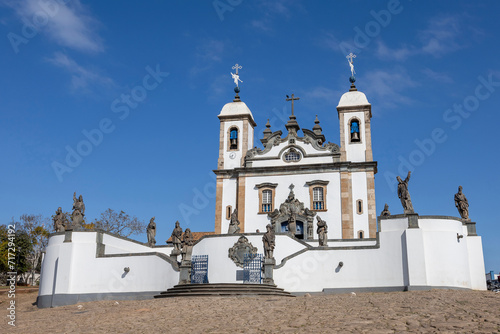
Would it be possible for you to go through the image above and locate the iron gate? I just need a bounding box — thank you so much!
[243,253,263,284]
[191,255,209,284]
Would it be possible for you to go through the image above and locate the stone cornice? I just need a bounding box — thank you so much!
[213,161,378,177]
[218,114,257,127]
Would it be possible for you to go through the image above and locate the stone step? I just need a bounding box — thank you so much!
[154,283,294,298]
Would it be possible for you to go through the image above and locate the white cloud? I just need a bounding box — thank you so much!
[375,41,414,61]
[363,68,418,109]
[190,39,225,76]
[419,15,462,56]
[3,0,103,53]
[422,68,454,84]
[46,52,114,91]
[302,86,341,106]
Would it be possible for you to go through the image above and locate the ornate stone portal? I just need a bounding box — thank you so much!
[267,184,316,239]
[228,236,257,268]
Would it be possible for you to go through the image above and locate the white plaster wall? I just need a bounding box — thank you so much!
[351,171,368,239]
[466,236,487,290]
[243,172,342,238]
[419,219,472,288]
[223,120,243,170]
[344,112,366,162]
[221,178,237,233]
[39,232,178,300]
[247,121,254,150]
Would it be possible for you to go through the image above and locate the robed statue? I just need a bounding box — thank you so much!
[227,208,241,234]
[454,186,469,220]
[71,192,85,228]
[262,224,275,259]
[381,203,391,217]
[181,228,194,262]
[170,221,183,254]
[316,216,328,246]
[147,217,156,247]
[397,172,414,214]
[53,207,66,232]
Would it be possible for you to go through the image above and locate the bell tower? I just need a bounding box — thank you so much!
[335,54,377,239]
[214,64,256,234]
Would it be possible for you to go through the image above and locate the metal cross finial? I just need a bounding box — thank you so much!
[286,94,300,116]
[346,53,356,63]
[232,63,242,75]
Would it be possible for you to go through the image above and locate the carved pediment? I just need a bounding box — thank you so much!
[228,236,258,268]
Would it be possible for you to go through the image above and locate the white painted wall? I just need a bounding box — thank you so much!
[220,177,237,233]
[39,216,487,307]
[223,120,244,170]
[351,171,368,239]
[344,112,367,162]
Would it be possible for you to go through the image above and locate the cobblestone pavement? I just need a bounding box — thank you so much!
[2,289,500,333]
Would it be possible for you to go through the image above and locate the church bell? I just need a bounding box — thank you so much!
[351,131,359,141]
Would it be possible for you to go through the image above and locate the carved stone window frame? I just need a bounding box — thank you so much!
[227,126,240,151]
[256,183,278,214]
[305,180,329,212]
[358,230,365,239]
[282,147,302,163]
[348,117,362,144]
[356,199,363,215]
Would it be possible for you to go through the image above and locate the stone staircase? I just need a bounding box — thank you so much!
[154,283,295,298]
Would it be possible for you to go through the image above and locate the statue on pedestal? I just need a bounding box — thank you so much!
[71,192,85,228]
[454,186,470,220]
[170,221,183,254]
[262,224,275,259]
[316,216,328,246]
[53,207,66,232]
[227,208,241,234]
[181,228,194,262]
[147,217,156,247]
[396,172,414,214]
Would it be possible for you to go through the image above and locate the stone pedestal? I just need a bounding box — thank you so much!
[464,221,477,236]
[179,260,192,285]
[263,258,275,285]
[407,213,419,229]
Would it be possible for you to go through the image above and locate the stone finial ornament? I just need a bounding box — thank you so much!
[381,203,391,216]
[316,216,328,246]
[454,186,470,220]
[53,207,66,232]
[396,171,414,214]
[147,217,156,247]
[170,221,183,255]
[227,208,241,234]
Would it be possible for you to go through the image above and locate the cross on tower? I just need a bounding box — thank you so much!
[346,53,356,63]
[286,94,300,116]
[232,63,242,75]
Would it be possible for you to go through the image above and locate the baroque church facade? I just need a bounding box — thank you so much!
[36,66,487,308]
[215,85,376,241]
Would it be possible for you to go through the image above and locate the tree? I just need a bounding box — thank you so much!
[18,214,50,285]
[0,224,33,285]
[91,209,146,238]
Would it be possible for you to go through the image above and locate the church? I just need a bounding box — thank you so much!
[36,61,487,308]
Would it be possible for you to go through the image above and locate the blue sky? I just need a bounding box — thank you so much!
[1,0,499,272]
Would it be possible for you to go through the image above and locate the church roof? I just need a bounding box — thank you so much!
[337,89,370,108]
[218,101,255,119]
